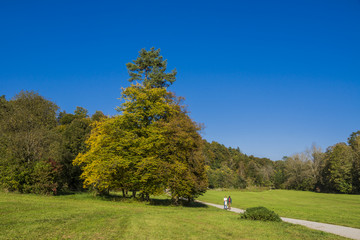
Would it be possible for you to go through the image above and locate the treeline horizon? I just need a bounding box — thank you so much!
[1,90,359,195]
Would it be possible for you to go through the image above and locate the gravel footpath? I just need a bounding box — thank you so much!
[196,200,360,240]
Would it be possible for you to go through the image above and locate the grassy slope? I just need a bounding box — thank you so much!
[198,189,360,228]
[0,192,348,240]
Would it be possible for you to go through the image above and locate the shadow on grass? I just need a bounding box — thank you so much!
[56,189,90,196]
[149,198,208,208]
[56,191,76,196]
[81,192,208,207]
[97,194,131,202]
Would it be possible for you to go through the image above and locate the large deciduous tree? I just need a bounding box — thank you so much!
[74,48,207,201]
[0,91,62,194]
[322,143,353,193]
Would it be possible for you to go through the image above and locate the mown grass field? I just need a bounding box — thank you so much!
[198,189,360,228]
[0,192,349,240]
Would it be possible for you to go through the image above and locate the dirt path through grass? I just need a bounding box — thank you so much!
[196,200,360,240]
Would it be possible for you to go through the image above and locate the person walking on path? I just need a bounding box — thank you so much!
[223,196,228,209]
[227,196,232,210]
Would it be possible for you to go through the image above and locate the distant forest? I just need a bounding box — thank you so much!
[1,90,359,195]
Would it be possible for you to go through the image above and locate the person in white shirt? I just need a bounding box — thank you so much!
[224,196,228,209]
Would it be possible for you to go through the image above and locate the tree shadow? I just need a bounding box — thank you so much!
[149,198,208,208]
[56,192,76,196]
[56,189,89,196]
[97,194,131,202]
[67,191,209,207]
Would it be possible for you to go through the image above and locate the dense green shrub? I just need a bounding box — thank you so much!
[240,206,281,222]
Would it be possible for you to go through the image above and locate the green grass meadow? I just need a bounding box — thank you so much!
[198,189,360,228]
[0,191,349,240]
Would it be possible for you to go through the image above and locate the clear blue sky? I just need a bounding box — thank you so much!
[1,0,359,160]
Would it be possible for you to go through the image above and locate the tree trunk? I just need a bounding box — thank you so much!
[172,196,179,205]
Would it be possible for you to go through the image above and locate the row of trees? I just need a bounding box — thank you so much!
[204,133,360,194]
[1,89,358,195]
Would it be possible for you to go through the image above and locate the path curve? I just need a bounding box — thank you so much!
[196,200,360,240]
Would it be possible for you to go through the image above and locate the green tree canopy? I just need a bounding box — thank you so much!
[126,47,177,88]
[322,143,354,193]
[91,111,107,122]
[0,91,61,194]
